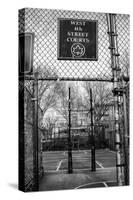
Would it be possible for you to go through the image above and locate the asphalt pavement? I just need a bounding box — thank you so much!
[39,149,117,191]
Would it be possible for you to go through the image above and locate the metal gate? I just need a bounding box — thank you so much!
[19,8,130,191]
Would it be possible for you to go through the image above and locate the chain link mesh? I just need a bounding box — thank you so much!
[19,8,130,190]
[116,14,130,76]
[19,8,129,81]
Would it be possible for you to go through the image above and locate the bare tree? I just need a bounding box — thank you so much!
[44,115,58,140]
[40,89,57,115]
[34,65,58,115]
[54,81,80,123]
[82,82,113,123]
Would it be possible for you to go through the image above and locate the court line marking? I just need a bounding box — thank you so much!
[43,151,64,154]
[103,182,108,187]
[109,150,116,154]
[44,150,91,154]
[56,160,63,171]
[72,156,91,160]
[44,167,115,173]
[74,180,115,189]
[44,157,91,161]
[43,158,91,162]
[62,151,89,156]
[56,159,66,171]
[43,160,61,163]
[96,161,104,169]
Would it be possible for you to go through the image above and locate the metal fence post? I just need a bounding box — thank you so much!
[90,88,96,171]
[68,87,73,173]
[122,79,129,185]
[107,13,123,186]
[54,125,55,149]
[33,72,39,191]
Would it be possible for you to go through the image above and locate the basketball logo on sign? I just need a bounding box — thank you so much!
[71,43,85,57]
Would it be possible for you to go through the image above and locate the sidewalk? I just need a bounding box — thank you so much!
[39,167,116,191]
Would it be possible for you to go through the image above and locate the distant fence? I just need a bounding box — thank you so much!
[42,126,108,151]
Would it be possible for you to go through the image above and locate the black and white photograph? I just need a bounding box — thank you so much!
[18,8,130,192]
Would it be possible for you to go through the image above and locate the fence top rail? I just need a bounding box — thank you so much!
[19,76,113,82]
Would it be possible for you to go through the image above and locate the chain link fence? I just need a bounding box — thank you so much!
[19,8,129,82]
[19,8,130,190]
[19,84,44,191]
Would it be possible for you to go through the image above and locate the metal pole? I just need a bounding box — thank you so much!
[68,87,73,173]
[58,128,60,139]
[90,88,96,171]
[19,75,113,82]
[114,91,123,186]
[122,80,129,185]
[111,14,123,186]
[54,125,55,149]
[107,13,123,186]
[33,72,39,191]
